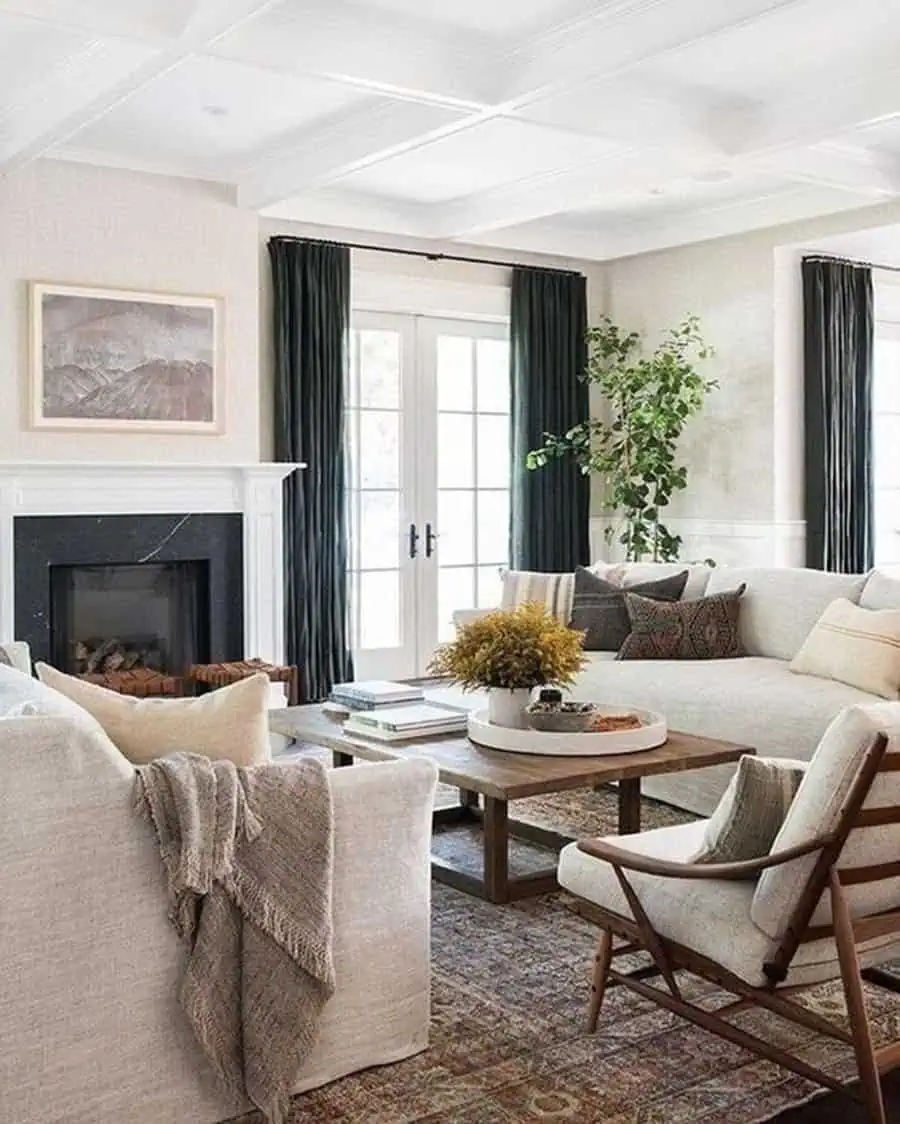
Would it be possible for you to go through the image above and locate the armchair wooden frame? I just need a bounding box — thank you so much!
[570,732,900,1123]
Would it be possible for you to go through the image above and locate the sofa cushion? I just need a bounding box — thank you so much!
[500,570,574,623]
[36,664,272,766]
[704,566,868,660]
[570,654,877,815]
[860,569,900,610]
[618,585,745,661]
[559,822,900,988]
[569,566,688,651]
[693,756,807,868]
[592,561,711,600]
[0,641,31,677]
[752,701,900,939]
[790,598,900,699]
[0,663,109,734]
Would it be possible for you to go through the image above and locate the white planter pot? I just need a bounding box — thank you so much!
[487,687,532,729]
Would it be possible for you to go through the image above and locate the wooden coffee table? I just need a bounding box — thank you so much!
[271,705,752,905]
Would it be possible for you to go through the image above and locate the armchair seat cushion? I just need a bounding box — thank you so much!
[558,822,900,989]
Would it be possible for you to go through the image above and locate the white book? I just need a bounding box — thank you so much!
[344,717,463,742]
[348,703,466,733]
[331,679,424,704]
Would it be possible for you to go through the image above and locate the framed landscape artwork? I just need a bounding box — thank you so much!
[29,282,223,433]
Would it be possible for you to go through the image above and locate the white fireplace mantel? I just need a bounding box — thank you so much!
[0,462,303,666]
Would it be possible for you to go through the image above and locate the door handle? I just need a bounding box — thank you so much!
[425,522,438,558]
[408,523,419,559]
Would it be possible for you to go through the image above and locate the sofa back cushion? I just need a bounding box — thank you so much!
[0,641,32,677]
[592,561,711,601]
[500,570,574,623]
[0,663,108,734]
[704,566,868,660]
[751,701,900,939]
[860,570,900,611]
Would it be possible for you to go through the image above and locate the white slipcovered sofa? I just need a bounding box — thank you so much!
[0,664,438,1124]
[458,564,900,817]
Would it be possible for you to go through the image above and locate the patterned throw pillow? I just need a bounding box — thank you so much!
[617,584,747,660]
[568,566,688,651]
[693,755,807,869]
[500,570,575,623]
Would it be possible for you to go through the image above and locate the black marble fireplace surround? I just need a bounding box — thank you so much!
[15,514,243,670]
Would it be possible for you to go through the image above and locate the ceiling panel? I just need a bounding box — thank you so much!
[0,11,95,111]
[69,56,371,176]
[336,117,625,203]
[338,0,594,37]
[635,0,899,101]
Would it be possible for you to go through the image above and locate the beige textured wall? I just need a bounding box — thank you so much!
[0,160,261,463]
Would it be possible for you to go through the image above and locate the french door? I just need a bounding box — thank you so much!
[346,312,510,679]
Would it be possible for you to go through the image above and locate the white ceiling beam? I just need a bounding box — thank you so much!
[748,145,900,199]
[0,0,193,41]
[236,100,470,211]
[429,144,718,239]
[0,0,281,175]
[260,187,436,239]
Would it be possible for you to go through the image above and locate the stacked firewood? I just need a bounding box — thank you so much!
[73,638,163,676]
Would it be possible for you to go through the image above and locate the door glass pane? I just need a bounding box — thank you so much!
[359,570,400,648]
[875,338,900,414]
[359,330,400,408]
[359,492,400,569]
[438,567,474,643]
[438,413,474,487]
[477,565,503,609]
[359,412,400,487]
[476,490,509,564]
[437,490,475,565]
[477,414,509,488]
[475,338,509,413]
[437,335,473,411]
[875,415,900,485]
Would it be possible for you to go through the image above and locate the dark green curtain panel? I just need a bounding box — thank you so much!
[802,256,874,573]
[509,267,590,571]
[269,237,353,701]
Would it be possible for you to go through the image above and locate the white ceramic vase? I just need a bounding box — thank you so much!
[487,687,532,729]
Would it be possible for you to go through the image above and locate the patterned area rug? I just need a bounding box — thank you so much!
[239,755,900,1123]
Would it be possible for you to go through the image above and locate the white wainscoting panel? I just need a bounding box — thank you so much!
[590,517,806,568]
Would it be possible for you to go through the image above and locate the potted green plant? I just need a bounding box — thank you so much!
[428,602,587,728]
[527,314,716,562]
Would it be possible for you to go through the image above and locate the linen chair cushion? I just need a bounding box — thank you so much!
[558,822,900,989]
[752,701,900,939]
[704,566,868,661]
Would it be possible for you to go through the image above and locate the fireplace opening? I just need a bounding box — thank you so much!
[49,561,211,678]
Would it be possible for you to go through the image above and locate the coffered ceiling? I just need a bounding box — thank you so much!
[3,0,900,260]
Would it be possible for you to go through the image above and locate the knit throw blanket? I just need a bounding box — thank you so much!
[134,753,335,1123]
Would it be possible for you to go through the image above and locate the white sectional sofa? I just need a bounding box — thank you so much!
[460,564,900,818]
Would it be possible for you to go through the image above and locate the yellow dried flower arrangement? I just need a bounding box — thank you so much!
[428,602,587,691]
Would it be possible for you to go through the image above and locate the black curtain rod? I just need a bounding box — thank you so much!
[268,234,583,276]
[802,252,900,275]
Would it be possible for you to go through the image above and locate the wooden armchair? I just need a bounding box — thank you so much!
[558,701,900,1123]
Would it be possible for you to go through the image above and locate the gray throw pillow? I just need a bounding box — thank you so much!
[617,584,746,660]
[568,566,689,651]
[693,755,807,871]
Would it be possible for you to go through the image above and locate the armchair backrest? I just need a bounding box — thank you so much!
[751,702,900,964]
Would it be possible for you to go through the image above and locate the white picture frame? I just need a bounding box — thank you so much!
[29,282,224,434]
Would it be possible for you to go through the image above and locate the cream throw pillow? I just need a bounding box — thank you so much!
[789,597,900,700]
[693,755,807,870]
[35,663,271,766]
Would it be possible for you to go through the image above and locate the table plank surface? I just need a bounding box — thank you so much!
[270,705,752,801]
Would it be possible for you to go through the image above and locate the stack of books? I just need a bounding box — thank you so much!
[344,703,467,742]
[329,680,424,711]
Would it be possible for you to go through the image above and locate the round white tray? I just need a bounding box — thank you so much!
[467,707,667,757]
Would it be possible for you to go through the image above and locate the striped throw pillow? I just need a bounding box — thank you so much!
[500,570,575,623]
[790,598,900,699]
[693,755,807,870]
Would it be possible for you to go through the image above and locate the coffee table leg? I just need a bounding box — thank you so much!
[618,779,641,834]
[483,797,510,904]
[332,750,354,768]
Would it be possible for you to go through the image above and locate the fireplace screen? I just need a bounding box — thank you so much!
[50,561,210,677]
